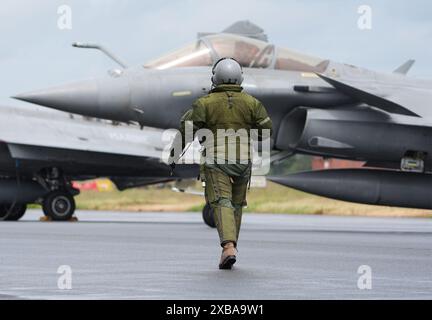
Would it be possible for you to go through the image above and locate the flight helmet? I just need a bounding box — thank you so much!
[211,57,244,86]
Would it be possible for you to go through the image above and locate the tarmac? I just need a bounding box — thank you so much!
[0,210,431,299]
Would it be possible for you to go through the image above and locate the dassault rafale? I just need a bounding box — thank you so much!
[14,20,432,212]
[0,105,197,221]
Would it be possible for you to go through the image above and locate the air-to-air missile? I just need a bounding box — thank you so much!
[13,20,432,211]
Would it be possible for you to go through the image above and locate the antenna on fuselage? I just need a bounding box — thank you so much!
[72,42,128,69]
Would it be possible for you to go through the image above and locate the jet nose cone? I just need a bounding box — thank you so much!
[13,79,99,115]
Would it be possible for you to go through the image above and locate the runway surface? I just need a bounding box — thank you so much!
[0,210,431,300]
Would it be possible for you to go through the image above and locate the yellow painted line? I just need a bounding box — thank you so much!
[301,72,319,78]
[172,91,192,97]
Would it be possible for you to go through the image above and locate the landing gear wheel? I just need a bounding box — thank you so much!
[42,191,75,221]
[0,204,10,220]
[0,203,27,221]
[7,204,27,221]
[202,203,216,228]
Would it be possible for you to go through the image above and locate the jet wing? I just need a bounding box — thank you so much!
[0,105,200,184]
[317,73,421,117]
[0,105,166,159]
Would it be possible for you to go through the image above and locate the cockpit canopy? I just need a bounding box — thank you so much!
[144,34,329,72]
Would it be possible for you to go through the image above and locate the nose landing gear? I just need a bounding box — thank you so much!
[42,190,76,221]
[36,168,79,221]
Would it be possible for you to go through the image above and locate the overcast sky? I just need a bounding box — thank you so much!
[0,0,431,106]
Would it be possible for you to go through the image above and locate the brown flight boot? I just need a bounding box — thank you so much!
[219,242,237,270]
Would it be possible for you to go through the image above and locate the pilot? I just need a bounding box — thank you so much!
[172,58,272,270]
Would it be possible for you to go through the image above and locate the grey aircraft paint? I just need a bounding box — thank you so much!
[0,104,198,220]
[13,20,432,210]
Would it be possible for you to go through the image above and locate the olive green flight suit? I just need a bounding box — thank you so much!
[179,84,273,247]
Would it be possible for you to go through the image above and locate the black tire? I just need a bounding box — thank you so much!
[42,191,75,221]
[0,204,9,220]
[202,203,216,228]
[7,204,27,221]
[0,203,27,221]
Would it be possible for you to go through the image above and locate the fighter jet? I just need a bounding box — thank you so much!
[14,20,432,211]
[0,104,197,221]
